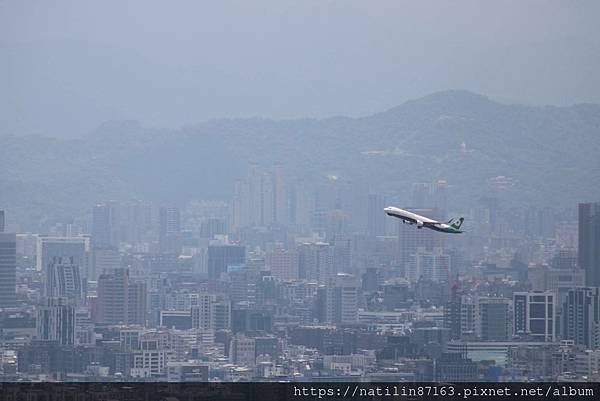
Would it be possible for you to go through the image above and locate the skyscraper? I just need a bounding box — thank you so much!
[37,236,88,271]
[0,233,16,308]
[90,247,121,281]
[579,202,600,286]
[36,297,75,345]
[332,235,352,275]
[432,180,448,216]
[0,210,5,232]
[191,294,231,330]
[314,273,358,324]
[207,244,245,280]
[96,268,147,325]
[298,242,334,283]
[230,268,258,305]
[561,287,600,349]
[367,194,386,237]
[45,256,84,304]
[231,164,287,231]
[92,202,119,250]
[127,280,147,326]
[445,283,463,340]
[267,248,299,281]
[199,218,225,239]
[513,291,556,342]
[289,180,312,231]
[229,334,256,367]
[159,207,181,254]
[272,164,287,225]
[191,294,215,330]
[412,183,431,208]
[37,236,88,296]
[407,248,450,283]
[477,297,512,341]
[96,268,128,324]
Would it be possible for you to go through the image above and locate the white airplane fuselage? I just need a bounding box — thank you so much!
[383,206,464,234]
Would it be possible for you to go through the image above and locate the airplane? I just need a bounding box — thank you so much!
[384,206,464,234]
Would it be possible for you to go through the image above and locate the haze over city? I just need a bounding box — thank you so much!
[1,1,599,137]
[1,0,600,387]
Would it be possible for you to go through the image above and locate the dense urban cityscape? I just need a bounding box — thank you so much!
[1,2,599,395]
[0,165,599,382]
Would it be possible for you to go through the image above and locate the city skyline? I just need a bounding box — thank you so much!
[0,170,599,381]
[1,0,599,388]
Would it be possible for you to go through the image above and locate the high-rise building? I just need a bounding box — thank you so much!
[382,279,409,310]
[477,297,512,341]
[90,247,121,281]
[272,164,287,225]
[132,335,174,376]
[37,236,88,302]
[229,334,256,367]
[332,235,352,275]
[513,291,556,342]
[191,294,214,330]
[367,194,386,237]
[159,207,181,254]
[127,280,147,326]
[407,247,450,283]
[561,287,600,349]
[315,273,358,324]
[298,242,334,283]
[96,268,146,325]
[212,300,232,330]
[432,180,448,216]
[119,200,155,244]
[231,179,251,231]
[96,268,128,324]
[412,183,431,208]
[74,307,94,346]
[45,256,84,304]
[0,210,4,232]
[92,202,119,250]
[410,181,448,213]
[444,283,463,340]
[289,180,313,231]
[199,218,225,239]
[528,265,584,299]
[335,273,358,324]
[36,297,75,345]
[16,233,38,265]
[578,202,600,286]
[231,164,287,231]
[0,233,16,308]
[267,248,299,281]
[191,294,231,330]
[207,244,245,280]
[460,296,477,338]
[230,268,258,305]
[36,236,88,273]
[552,248,578,270]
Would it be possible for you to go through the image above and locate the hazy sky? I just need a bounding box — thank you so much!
[1,0,599,137]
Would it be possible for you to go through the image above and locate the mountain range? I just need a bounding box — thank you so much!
[1,90,599,229]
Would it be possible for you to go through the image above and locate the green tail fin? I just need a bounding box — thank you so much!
[448,217,464,230]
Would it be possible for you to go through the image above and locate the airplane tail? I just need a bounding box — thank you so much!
[447,217,464,230]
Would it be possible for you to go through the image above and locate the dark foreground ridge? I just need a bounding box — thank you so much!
[0,382,597,401]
